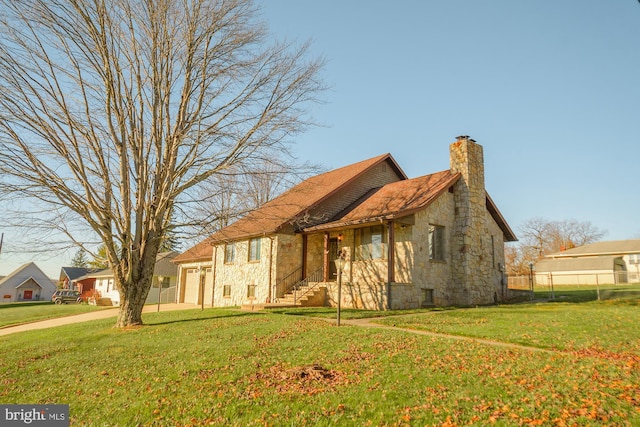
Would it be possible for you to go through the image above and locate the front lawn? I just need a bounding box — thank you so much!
[1,301,638,426]
[375,299,640,354]
[0,302,112,328]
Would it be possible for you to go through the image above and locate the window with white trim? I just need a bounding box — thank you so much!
[225,243,236,264]
[355,225,387,260]
[248,238,261,262]
[428,224,445,261]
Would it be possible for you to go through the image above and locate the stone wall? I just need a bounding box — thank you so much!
[213,237,273,307]
[274,233,303,284]
[408,193,456,306]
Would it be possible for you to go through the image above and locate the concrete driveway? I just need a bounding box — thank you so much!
[0,303,200,337]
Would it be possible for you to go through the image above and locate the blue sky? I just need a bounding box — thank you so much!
[2,0,639,278]
[259,0,640,235]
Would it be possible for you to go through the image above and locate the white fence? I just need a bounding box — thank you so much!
[508,271,636,290]
[159,286,177,304]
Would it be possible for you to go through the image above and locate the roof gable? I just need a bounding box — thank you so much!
[174,154,407,263]
[305,170,460,230]
[59,267,94,282]
[547,239,640,258]
[0,262,55,289]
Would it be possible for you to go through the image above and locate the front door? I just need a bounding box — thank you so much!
[328,238,339,281]
[23,290,33,300]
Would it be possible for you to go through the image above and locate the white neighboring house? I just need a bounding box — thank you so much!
[83,251,179,306]
[0,262,57,302]
[536,239,640,285]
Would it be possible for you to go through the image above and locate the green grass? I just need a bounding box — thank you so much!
[1,300,639,426]
[375,300,640,353]
[265,306,448,319]
[0,302,112,328]
[532,283,640,303]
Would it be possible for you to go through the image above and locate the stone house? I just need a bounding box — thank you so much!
[173,136,517,309]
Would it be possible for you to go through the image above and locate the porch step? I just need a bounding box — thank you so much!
[240,302,298,311]
[89,297,113,306]
[240,284,327,311]
[279,284,327,307]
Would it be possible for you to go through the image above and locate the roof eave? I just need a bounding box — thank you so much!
[486,193,517,242]
[303,171,459,233]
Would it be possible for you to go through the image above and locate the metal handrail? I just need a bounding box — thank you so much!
[273,266,303,301]
[293,267,324,305]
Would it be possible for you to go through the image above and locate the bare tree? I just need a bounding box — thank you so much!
[507,217,607,274]
[0,0,324,327]
[182,154,325,239]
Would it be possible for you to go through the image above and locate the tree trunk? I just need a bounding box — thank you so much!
[115,276,153,327]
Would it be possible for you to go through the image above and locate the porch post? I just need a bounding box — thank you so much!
[268,237,273,303]
[302,234,308,279]
[211,245,218,307]
[323,232,330,282]
[387,221,395,309]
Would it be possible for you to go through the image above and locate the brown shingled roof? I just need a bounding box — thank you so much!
[305,170,460,231]
[173,153,406,263]
[172,237,215,263]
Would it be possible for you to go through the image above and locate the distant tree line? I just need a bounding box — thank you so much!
[506,217,606,275]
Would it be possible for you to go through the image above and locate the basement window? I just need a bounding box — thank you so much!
[223,285,231,298]
[421,288,434,306]
[247,284,256,299]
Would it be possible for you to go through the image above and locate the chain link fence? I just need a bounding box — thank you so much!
[507,272,640,301]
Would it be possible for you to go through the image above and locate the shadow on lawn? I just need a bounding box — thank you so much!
[0,301,54,310]
[144,310,264,327]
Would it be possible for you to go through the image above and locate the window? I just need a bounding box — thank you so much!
[248,237,261,262]
[223,285,231,297]
[247,284,256,298]
[355,225,387,260]
[428,224,445,261]
[225,243,236,264]
[421,288,434,306]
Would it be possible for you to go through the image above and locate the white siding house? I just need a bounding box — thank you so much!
[536,240,640,284]
[0,263,57,302]
[82,251,179,306]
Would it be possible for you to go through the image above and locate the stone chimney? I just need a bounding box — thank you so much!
[450,135,484,195]
[449,136,489,305]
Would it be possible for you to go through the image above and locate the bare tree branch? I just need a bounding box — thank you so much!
[0,0,325,326]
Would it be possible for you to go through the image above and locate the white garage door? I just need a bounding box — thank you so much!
[184,269,200,304]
